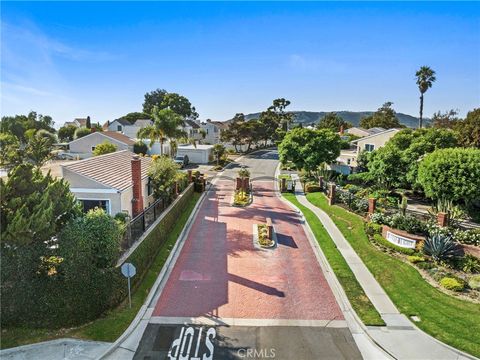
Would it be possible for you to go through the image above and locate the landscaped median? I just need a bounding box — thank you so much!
[1,191,201,349]
[282,193,385,326]
[305,192,480,358]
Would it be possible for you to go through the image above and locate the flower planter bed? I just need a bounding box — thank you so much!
[252,223,276,249]
[232,189,253,207]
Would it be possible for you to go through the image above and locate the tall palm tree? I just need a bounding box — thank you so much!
[137,106,184,156]
[415,66,436,128]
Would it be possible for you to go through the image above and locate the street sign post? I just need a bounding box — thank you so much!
[121,262,136,308]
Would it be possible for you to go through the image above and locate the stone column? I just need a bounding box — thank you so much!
[243,177,250,192]
[328,184,336,206]
[281,178,286,192]
[131,155,144,217]
[266,217,273,240]
[236,177,242,191]
[437,212,449,227]
[187,170,192,183]
[368,198,376,215]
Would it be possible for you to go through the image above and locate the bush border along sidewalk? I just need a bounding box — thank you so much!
[283,193,385,326]
[306,192,480,358]
[1,191,201,349]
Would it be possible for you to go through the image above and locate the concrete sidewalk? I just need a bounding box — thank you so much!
[293,184,476,360]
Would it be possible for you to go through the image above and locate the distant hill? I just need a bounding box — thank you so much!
[238,111,426,128]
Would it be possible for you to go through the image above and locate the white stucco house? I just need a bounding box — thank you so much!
[198,119,228,144]
[68,131,135,158]
[104,118,153,139]
[61,150,154,217]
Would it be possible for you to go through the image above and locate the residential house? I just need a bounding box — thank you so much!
[331,128,401,175]
[61,150,154,217]
[183,120,203,141]
[345,127,386,138]
[104,118,153,139]
[68,131,135,158]
[199,119,228,144]
[176,144,214,164]
[64,118,88,128]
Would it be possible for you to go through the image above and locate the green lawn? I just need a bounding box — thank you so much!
[306,192,480,358]
[1,192,201,349]
[283,193,384,326]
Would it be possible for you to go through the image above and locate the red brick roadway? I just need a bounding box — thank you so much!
[153,162,343,321]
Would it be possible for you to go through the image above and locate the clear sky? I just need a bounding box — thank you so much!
[1,1,479,127]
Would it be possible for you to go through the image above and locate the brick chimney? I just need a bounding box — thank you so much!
[131,155,144,217]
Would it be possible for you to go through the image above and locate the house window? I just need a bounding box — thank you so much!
[79,199,110,214]
[213,127,218,133]
[347,158,351,165]
[91,146,96,151]
[117,125,122,132]
[147,177,153,196]
[365,144,375,152]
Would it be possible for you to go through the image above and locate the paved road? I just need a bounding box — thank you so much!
[135,150,361,359]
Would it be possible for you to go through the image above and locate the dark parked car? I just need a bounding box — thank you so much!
[174,154,189,168]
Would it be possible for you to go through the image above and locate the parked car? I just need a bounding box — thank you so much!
[54,151,79,160]
[174,154,189,168]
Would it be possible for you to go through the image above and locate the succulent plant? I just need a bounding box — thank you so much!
[423,233,462,262]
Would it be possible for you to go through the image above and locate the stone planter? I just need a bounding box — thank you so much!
[252,223,277,249]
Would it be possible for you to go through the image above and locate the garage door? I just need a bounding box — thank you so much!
[178,150,205,164]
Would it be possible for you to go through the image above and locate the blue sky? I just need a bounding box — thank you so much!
[1,2,479,127]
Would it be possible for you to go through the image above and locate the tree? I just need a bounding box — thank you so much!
[317,112,351,132]
[142,89,198,119]
[454,108,480,148]
[221,113,247,152]
[147,156,180,200]
[93,141,117,156]
[58,125,77,142]
[418,148,480,204]
[23,130,56,167]
[133,140,148,155]
[278,128,341,174]
[1,111,55,142]
[119,112,150,124]
[213,144,226,166]
[416,66,436,128]
[137,107,185,156]
[365,146,405,189]
[431,109,460,129]
[0,133,23,169]
[75,127,92,139]
[359,102,402,129]
[86,116,91,129]
[268,98,294,131]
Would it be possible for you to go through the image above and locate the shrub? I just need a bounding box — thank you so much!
[372,234,415,255]
[74,127,91,139]
[365,222,383,236]
[460,255,480,274]
[370,212,390,225]
[238,167,250,178]
[353,198,369,212]
[389,213,427,235]
[305,183,321,193]
[93,141,117,156]
[440,277,464,292]
[423,234,463,263]
[454,228,480,247]
[416,261,434,270]
[468,275,480,290]
[343,184,362,194]
[114,212,129,223]
[133,141,148,155]
[408,255,426,264]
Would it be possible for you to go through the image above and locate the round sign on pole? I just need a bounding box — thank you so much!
[121,262,136,278]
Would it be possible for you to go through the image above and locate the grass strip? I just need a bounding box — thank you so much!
[306,192,480,358]
[1,192,201,349]
[283,193,385,326]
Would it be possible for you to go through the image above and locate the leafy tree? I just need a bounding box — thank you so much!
[74,127,92,139]
[148,156,180,200]
[119,112,151,124]
[418,148,480,204]
[0,133,23,169]
[454,108,480,148]
[133,140,149,155]
[359,102,402,129]
[23,130,56,167]
[143,89,198,119]
[93,141,117,156]
[317,112,351,132]
[86,116,91,129]
[213,143,226,166]
[279,128,341,174]
[221,113,247,152]
[268,98,294,131]
[1,111,55,142]
[91,123,103,132]
[137,107,185,156]
[431,109,460,129]
[365,146,405,189]
[416,66,436,128]
[58,125,77,142]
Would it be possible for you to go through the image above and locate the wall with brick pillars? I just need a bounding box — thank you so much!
[131,155,144,217]
[328,184,336,205]
[281,178,286,192]
[187,170,192,183]
[266,217,273,240]
[242,177,250,192]
[437,212,449,227]
[236,177,242,190]
[368,198,376,214]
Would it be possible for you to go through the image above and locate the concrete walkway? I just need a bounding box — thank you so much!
[293,184,477,360]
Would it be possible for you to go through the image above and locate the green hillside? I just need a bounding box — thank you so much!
[241,110,426,128]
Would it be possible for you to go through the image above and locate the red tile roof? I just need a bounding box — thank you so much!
[62,150,152,191]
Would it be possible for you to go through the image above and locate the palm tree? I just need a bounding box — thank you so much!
[415,66,436,128]
[137,107,184,156]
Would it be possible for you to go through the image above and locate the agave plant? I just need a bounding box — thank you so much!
[423,233,462,263]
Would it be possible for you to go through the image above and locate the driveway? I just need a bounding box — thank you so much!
[135,150,360,359]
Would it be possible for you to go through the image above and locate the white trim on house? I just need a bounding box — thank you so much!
[77,198,112,215]
[70,188,120,194]
[68,131,131,147]
[350,128,401,144]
